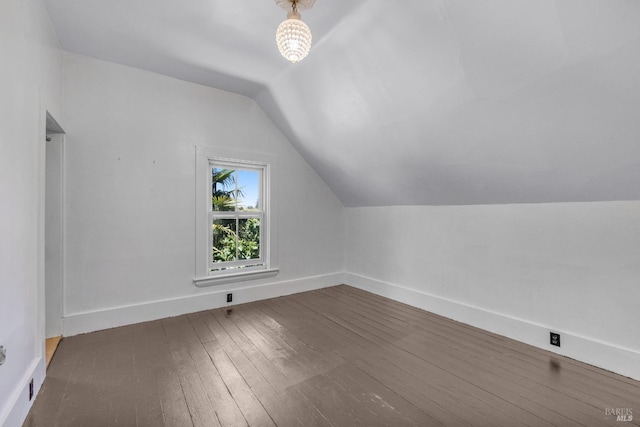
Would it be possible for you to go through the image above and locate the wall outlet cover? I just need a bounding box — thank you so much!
[550,332,561,347]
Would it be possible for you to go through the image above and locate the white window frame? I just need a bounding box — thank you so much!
[194,146,279,287]
[209,161,264,274]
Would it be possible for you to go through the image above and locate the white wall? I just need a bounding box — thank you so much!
[61,53,345,335]
[0,0,63,425]
[345,202,640,380]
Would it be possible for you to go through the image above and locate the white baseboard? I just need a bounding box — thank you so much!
[343,273,640,381]
[1,357,45,427]
[62,272,344,336]
[55,270,640,380]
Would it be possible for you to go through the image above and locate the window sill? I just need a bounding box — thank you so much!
[193,268,279,287]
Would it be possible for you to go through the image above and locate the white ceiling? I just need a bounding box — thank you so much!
[44,0,640,206]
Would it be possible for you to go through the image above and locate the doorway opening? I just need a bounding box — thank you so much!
[45,112,65,367]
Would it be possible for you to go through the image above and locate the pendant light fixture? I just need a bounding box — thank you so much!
[275,0,315,63]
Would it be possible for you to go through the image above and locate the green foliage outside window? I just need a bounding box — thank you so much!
[212,168,261,264]
[213,218,260,262]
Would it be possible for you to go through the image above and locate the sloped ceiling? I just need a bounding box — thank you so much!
[44,0,640,206]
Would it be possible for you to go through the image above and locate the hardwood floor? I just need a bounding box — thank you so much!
[45,336,62,368]
[25,285,640,426]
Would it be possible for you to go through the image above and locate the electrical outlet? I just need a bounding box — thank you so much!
[550,332,561,347]
[227,293,233,303]
[0,345,6,365]
[29,378,34,401]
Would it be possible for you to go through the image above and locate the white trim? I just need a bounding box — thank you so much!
[209,160,265,272]
[194,268,280,287]
[195,146,279,283]
[343,272,640,381]
[62,272,342,336]
[0,357,45,427]
[37,101,46,373]
[209,259,265,273]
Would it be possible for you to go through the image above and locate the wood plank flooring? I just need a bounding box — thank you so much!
[24,285,640,426]
[45,336,62,368]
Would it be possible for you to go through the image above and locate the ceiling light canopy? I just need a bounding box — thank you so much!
[275,0,315,63]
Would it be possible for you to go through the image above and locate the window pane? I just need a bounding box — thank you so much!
[236,169,260,211]
[212,218,237,263]
[238,218,260,260]
[212,168,237,211]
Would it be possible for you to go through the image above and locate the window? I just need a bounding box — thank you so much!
[194,147,278,286]
[210,164,263,273]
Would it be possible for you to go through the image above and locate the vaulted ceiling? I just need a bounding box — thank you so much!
[44,0,640,206]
